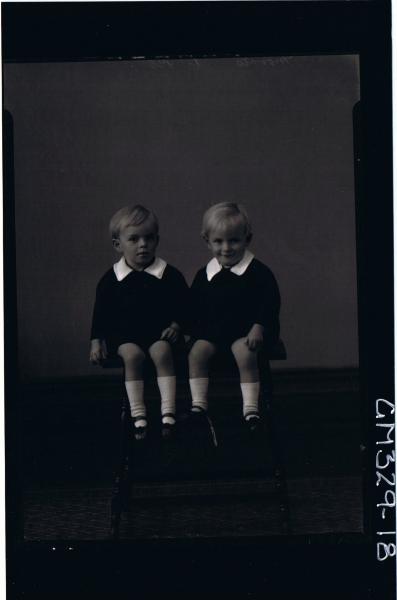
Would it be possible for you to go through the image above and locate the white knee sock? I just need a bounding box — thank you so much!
[189,377,209,412]
[125,380,146,427]
[241,382,260,420]
[157,376,176,424]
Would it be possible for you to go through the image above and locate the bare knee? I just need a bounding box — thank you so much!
[149,341,174,374]
[231,338,258,376]
[118,343,145,369]
[189,340,216,377]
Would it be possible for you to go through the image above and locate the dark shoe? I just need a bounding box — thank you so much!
[132,417,147,441]
[189,406,208,424]
[244,412,262,435]
[186,407,218,448]
[161,413,176,440]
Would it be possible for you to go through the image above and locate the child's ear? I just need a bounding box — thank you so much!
[112,238,122,253]
[246,233,253,244]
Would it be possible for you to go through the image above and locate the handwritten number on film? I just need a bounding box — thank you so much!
[376,399,396,561]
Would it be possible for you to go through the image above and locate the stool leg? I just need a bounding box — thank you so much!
[110,396,131,539]
[261,361,291,535]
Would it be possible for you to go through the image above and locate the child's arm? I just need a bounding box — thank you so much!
[90,338,108,364]
[185,269,204,338]
[245,323,265,351]
[245,263,281,351]
[90,275,110,362]
[161,267,190,342]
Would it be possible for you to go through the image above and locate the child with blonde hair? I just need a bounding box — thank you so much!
[188,202,280,432]
[90,205,188,440]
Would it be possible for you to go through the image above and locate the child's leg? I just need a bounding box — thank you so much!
[188,340,216,413]
[231,338,260,423]
[148,341,176,433]
[118,343,147,439]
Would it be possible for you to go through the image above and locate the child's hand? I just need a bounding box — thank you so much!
[160,322,181,343]
[245,324,264,351]
[90,339,107,364]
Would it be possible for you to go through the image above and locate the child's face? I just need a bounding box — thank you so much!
[206,222,249,267]
[113,221,158,270]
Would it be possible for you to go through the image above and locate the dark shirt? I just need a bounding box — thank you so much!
[91,263,188,351]
[189,258,280,348]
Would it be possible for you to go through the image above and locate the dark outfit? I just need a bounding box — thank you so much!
[189,258,280,352]
[91,263,188,355]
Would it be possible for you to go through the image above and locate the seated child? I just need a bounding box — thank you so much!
[188,202,281,432]
[89,205,188,441]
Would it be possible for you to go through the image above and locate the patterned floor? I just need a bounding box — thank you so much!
[24,475,362,540]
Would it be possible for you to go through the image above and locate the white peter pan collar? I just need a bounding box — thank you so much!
[206,250,254,281]
[113,256,167,281]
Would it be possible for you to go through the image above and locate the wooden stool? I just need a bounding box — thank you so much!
[101,339,288,539]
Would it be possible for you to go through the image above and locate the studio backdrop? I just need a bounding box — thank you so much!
[4,55,360,380]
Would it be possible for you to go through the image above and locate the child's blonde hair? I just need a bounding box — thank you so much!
[109,205,159,240]
[201,202,252,241]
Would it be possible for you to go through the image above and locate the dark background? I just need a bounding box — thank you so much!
[4,55,359,380]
